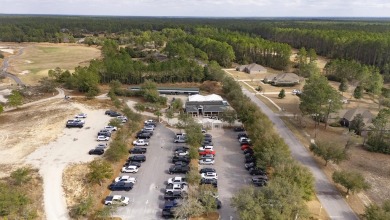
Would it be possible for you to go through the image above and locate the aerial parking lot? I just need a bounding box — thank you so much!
[109,121,254,220]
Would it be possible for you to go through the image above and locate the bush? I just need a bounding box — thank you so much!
[69,196,93,218]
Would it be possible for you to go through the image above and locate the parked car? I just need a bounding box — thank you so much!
[199,158,215,165]
[245,162,256,170]
[88,148,104,155]
[98,131,111,137]
[73,119,85,124]
[168,165,190,174]
[108,112,122,117]
[144,119,156,125]
[200,178,218,187]
[121,165,139,173]
[161,208,175,218]
[237,133,248,139]
[164,191,184,200]
[198,146,213,152]
[137,130,153,136]
[133,139,149,146]
[175,150,189,156]
[104,195,129,206]
[136,133,151,139]
[66,120,83,128]
[168,176,188,185]
[200,154,214,160]
[173,136,186,143]
[99,129,112,134]
[204,136,212,142]
[241,144,252,151]
[204,133,212,138]
[104,125,117,131]
[239,137,251,143]
[129,147,147,154]
[114,175,137,183]
[199,167,216,174]
[97,136,110,141]
[117,115,128,122]
[249,167,266,176]
[123,161,141,168]
[175,146,189,152]
[165,183,188,193]
[95,143,108,149]
[174,161,189,166]
[245,157,256,163]
[128,155,146,162]
[108,182,134,191]
[75,113,87,118]
[199,150,216,156]
[105,110,116,115]
[201,172,218,180]
[233,126,245,132]
[252,177,267,187]
[243,148,254,154]
[172,156,190,164]
[163,200,180,210]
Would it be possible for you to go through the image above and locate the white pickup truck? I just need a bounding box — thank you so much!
[132,139,149,146]
[165,183,188,193]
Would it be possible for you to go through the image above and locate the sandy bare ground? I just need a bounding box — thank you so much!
[0,89,113,220]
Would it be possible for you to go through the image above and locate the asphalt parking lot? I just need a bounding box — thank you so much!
[207,128,248,220]
[113,124,177,220]
[112,124,249,220]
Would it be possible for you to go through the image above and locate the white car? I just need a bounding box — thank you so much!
[121,165,139,173]
[117,116,128,122]
[104,195,129,206]
[199,146,214,152]
[292,89,302,95]
[73,119,85,124]
[114,175,137,183]
[97,136,110,141]
[168,176,188,185]
[175,150,189,156]
[201,172,218,180]
[239,137,251,143]
[104,126,117,131]
[144,119,155,124]
[75,113,87,118]
[96,143,108,149]
[199,158,215,165]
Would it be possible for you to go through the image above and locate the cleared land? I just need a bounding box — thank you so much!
[5,43,101,85]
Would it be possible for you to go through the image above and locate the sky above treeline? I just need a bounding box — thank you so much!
[1,0,389,17]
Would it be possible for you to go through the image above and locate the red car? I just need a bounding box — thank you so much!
[199,150,216,156]
[241,144,252,151]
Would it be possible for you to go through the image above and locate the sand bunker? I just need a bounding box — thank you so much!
[0,48,15,54]
[20,70,30,75]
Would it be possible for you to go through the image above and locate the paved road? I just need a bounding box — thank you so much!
[113,124,176,220]
[0,48,25,86]
[242,88,359,220]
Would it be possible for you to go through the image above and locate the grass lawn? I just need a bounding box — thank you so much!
[9,43,101,85]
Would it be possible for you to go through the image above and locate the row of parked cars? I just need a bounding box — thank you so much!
[235,128,269,187]
[104,119,157,206]
[161,132,221,218]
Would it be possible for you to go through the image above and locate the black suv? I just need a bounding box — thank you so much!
[128,155,146,162]
[234,127,245,132]
[252,177,268,187]
[175,146,189,151]
[245,156,256,163]
[108,182,134,191]
[136,133,151,139]
[200,178,218,187]
[237,133,248,139]
[164,191,184,200]
[66,120,83,128]
[172,156,190,163]
[105,110,121,117]
[129,147,147,154]
[168,165,189,174]
[98,131,111,137]
[199,167,216,174]
[88,148,104,155]
[249,167,266,176]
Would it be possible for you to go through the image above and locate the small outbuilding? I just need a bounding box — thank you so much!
[263,73,300,86]
[236,63,267,74]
